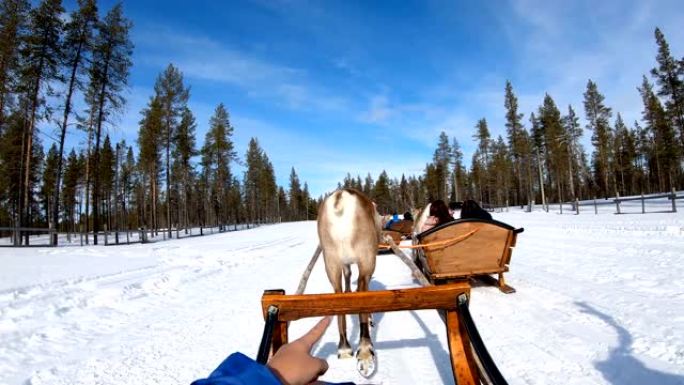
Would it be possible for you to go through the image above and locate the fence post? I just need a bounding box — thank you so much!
[104,224,108,246]
[575,198,580,215]
[560,200,563,214]
[641,192,645,214]
[615,192,621,214]
[594,197,598,214]
[672,187,677,213]
[80,223,83,246]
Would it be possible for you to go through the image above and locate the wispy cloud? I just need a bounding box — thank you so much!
[360,95,393,124]
[134,25,348,113]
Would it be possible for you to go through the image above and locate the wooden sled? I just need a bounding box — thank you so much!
[415,218,524,294]
[380,220,414,252]
[258,282,508,385]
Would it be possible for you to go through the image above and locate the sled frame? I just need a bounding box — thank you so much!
[258,283,483,385]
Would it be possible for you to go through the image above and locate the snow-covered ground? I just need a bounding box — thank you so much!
[1,201,683,385]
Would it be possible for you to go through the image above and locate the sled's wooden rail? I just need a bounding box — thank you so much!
[259,282,488,385]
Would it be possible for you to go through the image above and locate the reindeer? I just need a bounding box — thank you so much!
[317,188,383,377]
[412,202,432,236]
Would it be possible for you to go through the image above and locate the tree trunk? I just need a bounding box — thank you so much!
[22,81,43,245]
[166,120,171,238]
[92,46,113,245]
[114,144,120,244]
[567,145,576,200]
[84,126,92,244]
[536,149,547,211]
[52,39,86,245]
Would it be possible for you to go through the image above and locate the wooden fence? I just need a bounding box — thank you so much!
[0,227,56,247]
[562,188,681,215]
[0,222,260,248]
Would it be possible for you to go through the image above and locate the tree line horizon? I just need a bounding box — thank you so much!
[1,0,683,245]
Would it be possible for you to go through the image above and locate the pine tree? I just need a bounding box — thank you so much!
[583,80,613,197]
[504,80,527,204]
[363,173,373,197]
[0,0,30,127]
[639,76,678,190]
[433,131,451,199]
[99,135,114,231]
[561,105,582,199]
[0,112,25,233]
[89,3,132,244]
[288,167,302,220]
[632,121,650,193]
[244,137,263,223]
[17,0,63,244]
[473,118,491,202]
[61,148,80,236]
[201,103,237,226]
[399,174,410,211]
[173,107,196,232]
[373,170,392,213]
[490,136,511,206]
[530,112,547,209]
[120,145,136,231]
[259,151,277,221]
[138,96,163,233]
[539,94,567,204]
[277,186,287,222]
[52,0,97,244]
[651,27,684,148]
[41,143,59,224]
[450,138,464,202]
[302,182,312,220]
[154,63,189,237]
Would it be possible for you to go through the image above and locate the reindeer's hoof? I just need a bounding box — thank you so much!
[337,346,353,359]
[356,348,377,378]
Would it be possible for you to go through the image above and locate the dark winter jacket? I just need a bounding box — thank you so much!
[460,200,492,220]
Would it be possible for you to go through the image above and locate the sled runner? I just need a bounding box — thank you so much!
[414,218,524,294]
[258,283,508,385]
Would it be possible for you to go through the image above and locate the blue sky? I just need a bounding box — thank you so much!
[58,0,684,197]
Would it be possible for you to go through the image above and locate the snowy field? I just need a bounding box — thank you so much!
[1,201,683,385]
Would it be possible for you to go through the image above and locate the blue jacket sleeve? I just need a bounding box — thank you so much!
[191,352,282,385]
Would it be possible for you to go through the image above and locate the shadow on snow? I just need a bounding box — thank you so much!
[576,301,684,385]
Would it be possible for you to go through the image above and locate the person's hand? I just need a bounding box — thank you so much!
[267,316,332,385]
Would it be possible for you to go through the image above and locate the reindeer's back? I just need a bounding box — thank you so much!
[317,189,379,266]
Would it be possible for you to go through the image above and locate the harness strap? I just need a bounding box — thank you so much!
[379,228,479,250]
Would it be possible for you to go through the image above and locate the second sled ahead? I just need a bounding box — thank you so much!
[414,218,524,293]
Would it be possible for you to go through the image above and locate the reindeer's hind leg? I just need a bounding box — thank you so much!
[343,264,352,293]
[355,265,377,377]
[326,261,352,358]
